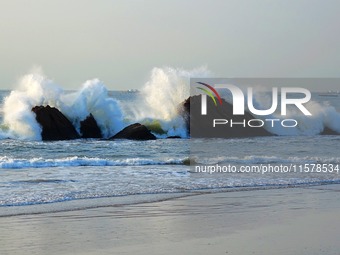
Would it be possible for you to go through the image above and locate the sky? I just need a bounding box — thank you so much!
[1,0,340,90]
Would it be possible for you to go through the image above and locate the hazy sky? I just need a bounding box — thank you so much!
[1,0,340,90]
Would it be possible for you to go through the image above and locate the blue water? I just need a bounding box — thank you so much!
[0,90,340,212]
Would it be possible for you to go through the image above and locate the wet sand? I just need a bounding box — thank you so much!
[1,185,340,255]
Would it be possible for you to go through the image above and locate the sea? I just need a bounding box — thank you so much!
[1,68,340,216]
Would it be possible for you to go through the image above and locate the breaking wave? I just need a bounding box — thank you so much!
[217,87,340,136]
[0,66,211,140]
[1,67,339,140]
[1,72,124,140]
[251,89,340,136]
[0,156,188,169]
[1,155,338,169]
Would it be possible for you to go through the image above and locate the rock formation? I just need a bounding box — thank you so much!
[80,114,102,138]
[32,106,80,140]
[109,123,156,140]
[179,95,273,138]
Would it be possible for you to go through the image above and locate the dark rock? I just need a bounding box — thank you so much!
[179,95,273,138]
[80,114,102,138]
[177,97,190,133]
[109,123,156,140]
[32,105,80,141]
[167,136,182,139]
[320,127,339,135]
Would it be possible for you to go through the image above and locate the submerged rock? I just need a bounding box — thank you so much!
[167,136,182,139]
[142,119,166,135]
[32,105,80,141]
[320,127,340,135]
[109,123,156,140]
[80,114,102,138]
[179,95,273,138]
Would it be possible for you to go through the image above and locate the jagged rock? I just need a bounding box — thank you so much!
[109,123,156,140]
[80,114,102,138]
[177,97,190,133]
[179,95,273,138]
[32,105,80,140]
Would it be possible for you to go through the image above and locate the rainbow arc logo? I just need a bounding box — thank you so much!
[195,82,223,106]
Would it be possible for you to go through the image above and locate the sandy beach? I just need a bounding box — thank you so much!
[1,184,340,255]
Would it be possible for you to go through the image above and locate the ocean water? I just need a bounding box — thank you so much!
[1,69,340,215]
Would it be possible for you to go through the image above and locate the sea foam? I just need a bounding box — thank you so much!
[0,66,211,140]
[1,67,340,140]
[125,66,212,137]
[218,86,340,136]
[0,156,187,169]
[2,72,124,140]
